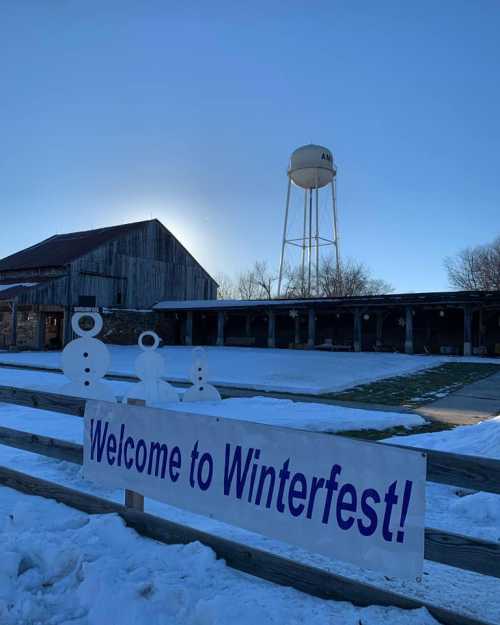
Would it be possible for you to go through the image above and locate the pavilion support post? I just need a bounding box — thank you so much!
[10,300,17,348]
[245,314,251,337]
[405,306,414,354]
[267,310,276,348]
[375,312,384,349]
[294,315,301,345]
[353,309,362,352]
[463,305,472,356]
[216,311,225,346]
[478,309,486,349]
[185,311,193,346]
[36,311,45,350]
[63,307,74,346]
[307,308,316,349]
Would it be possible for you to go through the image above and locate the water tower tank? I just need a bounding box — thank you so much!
[288,144,335,189]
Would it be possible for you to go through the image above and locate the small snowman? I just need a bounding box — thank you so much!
[125,331,179,406]
[60,312,116,402]
[182,347,221,403]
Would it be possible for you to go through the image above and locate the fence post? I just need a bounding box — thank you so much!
[124,398,145,512]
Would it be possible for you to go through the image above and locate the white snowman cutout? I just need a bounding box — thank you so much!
[60,312,116,402]
[125,331,179,406]
[182,347,221,403]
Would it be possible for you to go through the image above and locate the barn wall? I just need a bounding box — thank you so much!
[16,276,69,306]
[69,221,217,308]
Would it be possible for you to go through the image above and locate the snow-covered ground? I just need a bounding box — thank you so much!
[0,345,497,394]
[0,367,424,433]
[0,365,499,623]
[0,487,439,625]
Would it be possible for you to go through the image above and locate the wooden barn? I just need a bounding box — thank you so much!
[0,219,217,350]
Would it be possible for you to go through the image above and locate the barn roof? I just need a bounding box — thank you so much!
[0,220,151,272]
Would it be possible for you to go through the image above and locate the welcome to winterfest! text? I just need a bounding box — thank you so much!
[90,418,414,544]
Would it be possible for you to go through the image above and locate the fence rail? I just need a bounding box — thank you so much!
[0,383,499,625]
[0,464,493,625]
[1,384,499,494]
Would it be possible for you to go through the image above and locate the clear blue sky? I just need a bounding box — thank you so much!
[1,1,499,292]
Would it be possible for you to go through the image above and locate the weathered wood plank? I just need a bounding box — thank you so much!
[0,465,494,625]
[389,442,500,495]
[0,385,86,417]
[0,383,500,496]
[0,426,83,464]
[424,527,500,579]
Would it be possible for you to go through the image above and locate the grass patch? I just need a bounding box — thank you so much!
[334,420,456,442]
[329,362,500,408]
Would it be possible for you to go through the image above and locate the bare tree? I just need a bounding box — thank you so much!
[281,256,392,298]
[219,257,392,301]
[319,257,393,297]
[445,236,500,291]
[215,272,237,300]
[280,263,310,298]
[237,261,276,300]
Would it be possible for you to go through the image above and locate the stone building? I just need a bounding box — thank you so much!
[0,219,217,350]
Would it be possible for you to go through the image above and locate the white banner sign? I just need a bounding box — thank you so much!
[84,400,426,579]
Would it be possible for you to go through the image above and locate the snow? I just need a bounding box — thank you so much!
[0,283,38,292]
[176,396,425,432]
[0,361,499,622]
[1,345,496,395]
[385,417,500,541]
[153,298,324,309]
[0,366,424,434]
[0,487,439,625]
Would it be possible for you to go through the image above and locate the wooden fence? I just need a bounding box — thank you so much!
[0,383,499,625]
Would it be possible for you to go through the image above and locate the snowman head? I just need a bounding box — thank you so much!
[135,331,165,381]
[71,312,103,338]
[62,313,110,383]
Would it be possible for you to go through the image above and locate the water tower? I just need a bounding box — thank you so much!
[277,144,340,297]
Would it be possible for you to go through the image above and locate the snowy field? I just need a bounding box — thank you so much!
[0,363,499,623]
[0,487,439,625]
[0,367,424,433]
[0,345,497,394]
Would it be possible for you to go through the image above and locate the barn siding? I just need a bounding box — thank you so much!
[17,276,69,306]
[68,220,217,308]
[2,220,217,310]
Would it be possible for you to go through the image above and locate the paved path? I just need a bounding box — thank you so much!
[416,371,500,425]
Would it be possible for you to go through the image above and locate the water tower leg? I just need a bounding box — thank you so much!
[331,179,340,269]
[315,187,319,295]
[307,189,312,297]
[278,178,292,296]
[301,189,307,285]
